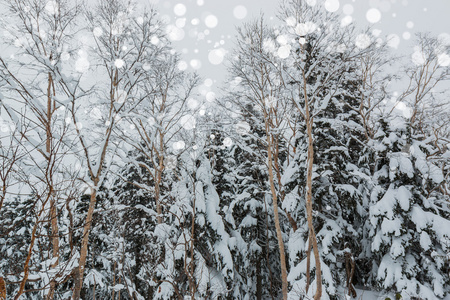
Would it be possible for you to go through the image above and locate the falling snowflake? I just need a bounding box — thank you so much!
[93,27,103,37]
[180,115,196,130]
[223,137,233,147]
[114,59,125,68]
[174,3,187,16]
[208,48,226,65]
[324,0,340,13]
[411,50,426,65]
[205,15,218,28]
[355,34,371,49]
[233,6,247,20]
[366,8,381,23]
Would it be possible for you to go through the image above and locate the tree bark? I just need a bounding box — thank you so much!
[304,101,322,300]
[265,118,288,300]
[72,182,99,300]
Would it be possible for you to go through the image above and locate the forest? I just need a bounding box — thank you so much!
[0,0,449,299]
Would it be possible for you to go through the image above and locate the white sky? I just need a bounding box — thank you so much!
[140,0,450,97]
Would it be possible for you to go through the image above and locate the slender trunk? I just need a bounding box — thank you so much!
[256,258,262,300]
[47,72,59,300]
[15,194,51,299]
[72,182,99,300]
[265,118,288,300]
[305,109,322,300]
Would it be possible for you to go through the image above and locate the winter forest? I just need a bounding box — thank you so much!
[0,0,449,299]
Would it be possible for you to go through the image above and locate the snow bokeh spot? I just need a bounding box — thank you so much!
[324,0,340,13]
[190,59,202,70]
[277,45,291,59]
[180,115,196,130]
[402,32,411,40]
[437,53,450,67]
[114,59,125,68]
[208,48,226,65]
[173,140,186,150]
[205,15,218,28]
[411,50,426,65]
[305,0,317,7]
[223,137,233,147]
[206,91,216,102]
[387,34,400,49]
[75,51,90,73]
[355,34,371,49]
[167,25,185,41]
[173,3,187,16]
[366,8,381,23]
[343,4,354,15]
[233,6,247,20]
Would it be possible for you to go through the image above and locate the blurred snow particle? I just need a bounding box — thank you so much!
[343,4,354,15]
[75,57,90,73]
[204,78,213,87]
[295,22,317,35]
[366,8,381,23]
[180,115,196,130]
[206,91,216,102]
[299,37,307,45]
[387,34,400,49]
[341,16,352,27]
[136,17,144,25]
[437,53,450,67]
[233,5,247,20]
[173,140,185,150]
[355,34,371,49]
[166,25,185,41]
[191,18,200,25]
[305,0,317,6]
[178,60,188,71]
[187,98,199,110]
[45,1,58,14]
[324,0,340,13]
[143,62,151,71]
[411,51,426,65]
[438,33,450,46]
[286,17,296,27]
[190,59,202,70]
[93,27,103,37]
[174,3,187,16]
[164,155,177,169]
[114,59,125,68]
[236,121,250,135]
[402,31,411,40]
[150,35,160,45]
[61,52,70,61]
[277,45,291,59]
[406,21,414,29]
[223,137,233,147]
[276,35,288,45]
[205,15,218,28]
[197,0,204,6]
[208,48,226,65]
[176,18,186,28]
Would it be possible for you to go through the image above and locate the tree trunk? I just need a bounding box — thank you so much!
[72,183,99,300]
[305,111,322,300]
[265,119,288,300]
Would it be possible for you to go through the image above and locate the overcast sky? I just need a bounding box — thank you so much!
[138,0,450,99]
